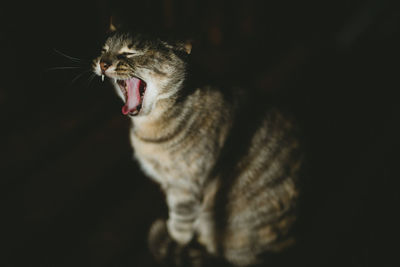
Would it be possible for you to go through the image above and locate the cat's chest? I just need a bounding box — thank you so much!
[130,138,168,183]
[130,131,215,186]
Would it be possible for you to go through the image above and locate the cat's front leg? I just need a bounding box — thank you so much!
[166,186,201,245]
[148,186,203,266]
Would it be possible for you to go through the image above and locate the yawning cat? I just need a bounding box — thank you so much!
[93,30,303,266]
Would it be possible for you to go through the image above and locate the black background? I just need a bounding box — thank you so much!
[1,0,399,266]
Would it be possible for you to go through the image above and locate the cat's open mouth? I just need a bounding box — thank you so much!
[117,77,147,116]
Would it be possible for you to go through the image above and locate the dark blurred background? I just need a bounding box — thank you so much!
[1,0,399,266]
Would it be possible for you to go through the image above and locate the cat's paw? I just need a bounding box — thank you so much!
[148,219,214,267]
[147,219,186,266]
[148,219,174,263]
[179,242,229,267]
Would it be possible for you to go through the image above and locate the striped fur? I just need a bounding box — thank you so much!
[93,32,303,266]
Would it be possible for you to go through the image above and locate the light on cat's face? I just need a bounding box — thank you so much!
[93,39,148,116]
[93,32,189,118]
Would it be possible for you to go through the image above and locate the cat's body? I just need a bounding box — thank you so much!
[93,31,303,266]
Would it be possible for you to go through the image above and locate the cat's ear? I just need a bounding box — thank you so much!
[108,15,122,33]
[163,40,193,55]
[183,41,192,55]
[177,40,193,55]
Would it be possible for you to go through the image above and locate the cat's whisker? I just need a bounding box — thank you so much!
[53,48,85,63]
[69,69,92,85]
[45,66,84,72]
[85,73,97,88]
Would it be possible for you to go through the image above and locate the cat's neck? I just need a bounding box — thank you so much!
[130,80,191,141]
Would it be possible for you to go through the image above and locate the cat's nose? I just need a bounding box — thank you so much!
[100,60,111,73]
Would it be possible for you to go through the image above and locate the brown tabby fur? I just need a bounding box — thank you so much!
[93,31,303,266]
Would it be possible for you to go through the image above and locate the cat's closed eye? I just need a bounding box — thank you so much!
[122,52,135,56]
[117,52,134,59]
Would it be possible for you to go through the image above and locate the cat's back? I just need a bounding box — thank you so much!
[209,96,303,266]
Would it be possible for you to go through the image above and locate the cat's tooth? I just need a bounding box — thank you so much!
[101,74,104,82]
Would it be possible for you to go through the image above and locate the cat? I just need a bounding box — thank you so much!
[92,30,304,266]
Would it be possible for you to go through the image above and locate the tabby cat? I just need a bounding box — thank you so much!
[92,30,303,266]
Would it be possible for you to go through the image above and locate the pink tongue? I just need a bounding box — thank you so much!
[122,77,141,115]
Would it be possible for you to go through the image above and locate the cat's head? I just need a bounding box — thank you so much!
[92,31,191,117]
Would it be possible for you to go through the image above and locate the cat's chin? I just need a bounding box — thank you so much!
[116,77,147,116]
